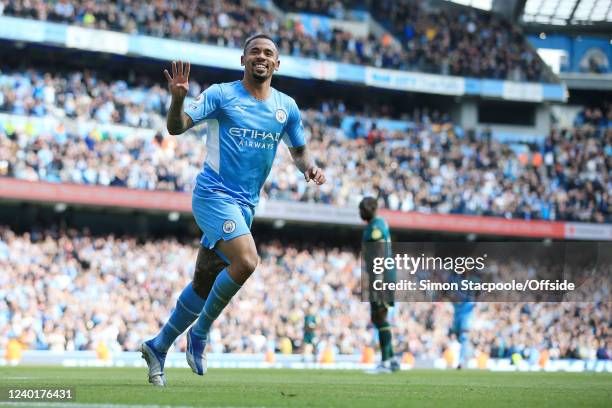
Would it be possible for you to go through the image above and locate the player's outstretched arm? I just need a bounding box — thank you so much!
[288,146,326,185]
[163,60,194,135]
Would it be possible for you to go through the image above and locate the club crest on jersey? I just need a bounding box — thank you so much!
[275,109,287,123]
[223,220,236,234]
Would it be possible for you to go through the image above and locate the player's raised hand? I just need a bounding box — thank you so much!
[304,166,326,185]
[163,60,190,100]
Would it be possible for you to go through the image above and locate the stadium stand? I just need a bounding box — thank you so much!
[0,0,554,81]
[0,69,173,127]
[0,227,609,361]
[0,67,609,222]
[369,0,553,81]
[0,0,610,385]
[274,0,349,19]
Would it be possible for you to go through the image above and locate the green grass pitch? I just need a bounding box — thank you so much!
[0,367,610,407]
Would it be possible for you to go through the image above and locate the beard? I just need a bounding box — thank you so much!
[250,68,271,82]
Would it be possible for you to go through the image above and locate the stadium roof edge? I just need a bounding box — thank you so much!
[521,0,612,27]
[558,73,612,90]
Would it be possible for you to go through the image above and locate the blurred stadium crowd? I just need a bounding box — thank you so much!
[0,68,610,222]
[0,0,550,81]
[0,228,609,361]
[0,0,609,368]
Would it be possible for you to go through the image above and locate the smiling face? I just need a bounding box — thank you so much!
[241,37,280,82]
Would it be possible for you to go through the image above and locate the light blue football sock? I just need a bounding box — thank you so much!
[192,268,242,340]
[151,282,205,352]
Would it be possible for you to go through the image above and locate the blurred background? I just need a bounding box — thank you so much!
[0,0,609,370]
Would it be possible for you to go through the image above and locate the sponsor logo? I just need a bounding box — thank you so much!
[229,128,281,141]
[229,127,282,150]
[275,109,287,123]
[223,220,236,234]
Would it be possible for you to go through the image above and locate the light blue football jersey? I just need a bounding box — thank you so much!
[185,80,306,208]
